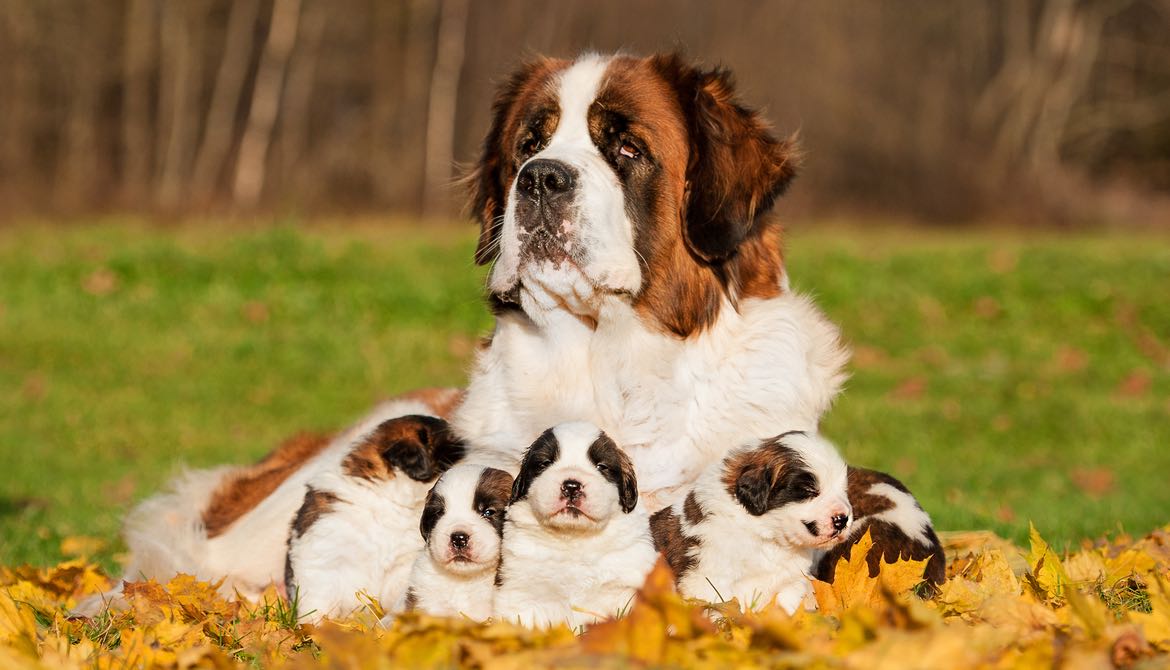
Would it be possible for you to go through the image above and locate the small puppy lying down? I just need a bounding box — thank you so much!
[494,422,658,629]
[651,431,853,613]
[812,466,946,588]
[386,463,514,622]
[652,431,945,613]
[285,415,464,622]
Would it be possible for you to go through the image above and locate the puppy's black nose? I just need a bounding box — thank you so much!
[450,531,469,549]
[831,514,849,533]
[561,479,582,499]
[517,159,575,203]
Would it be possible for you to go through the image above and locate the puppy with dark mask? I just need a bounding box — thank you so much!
[493,422,657,628]
[384,464,513,622]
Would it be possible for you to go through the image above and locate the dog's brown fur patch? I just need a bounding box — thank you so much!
[650,506,700,581]
[285,487,342,589]
[683,491,707,526]
[203,431,333,538]
[290,487,341,538]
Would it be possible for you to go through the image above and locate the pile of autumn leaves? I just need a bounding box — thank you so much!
[3,526,1168,669]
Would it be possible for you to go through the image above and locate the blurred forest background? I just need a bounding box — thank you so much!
[2,0,1170,225]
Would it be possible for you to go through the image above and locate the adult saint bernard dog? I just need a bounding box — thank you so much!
[89,52,849,607]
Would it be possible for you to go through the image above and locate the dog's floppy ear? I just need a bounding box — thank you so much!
[733,462,774,517]
[587,432,639,513]
[467,57,560,266]
[654,54,799,264]
[383,437,435,481]
[510,428,560,503]
[419,487,444,540]
[617,458,638,513]
[725,437,808,516]
[377,415,463,482]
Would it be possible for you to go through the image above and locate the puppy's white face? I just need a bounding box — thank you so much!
[419,464,514,576]
[511,422,638,533]
[723,431,852,549]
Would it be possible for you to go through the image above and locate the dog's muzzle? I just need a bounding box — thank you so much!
[514,159,579,264]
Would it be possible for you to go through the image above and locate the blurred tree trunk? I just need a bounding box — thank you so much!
[277,0,328,194]
[191,0,262,203]
[974,0,1129,185]
[156,1,205,208]
[397,0,439,213]
[369,3,408,205]
[56,3,102,208]
[423,0,469,214]
[0,1,36,201]
[121,0,157,204]
[234,0,302,208]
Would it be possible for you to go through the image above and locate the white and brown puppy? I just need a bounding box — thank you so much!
[285,415,465,622]
[812,466,945,589]
[384,464,514,622]
[494,422,657,629]
[651,431,852,613]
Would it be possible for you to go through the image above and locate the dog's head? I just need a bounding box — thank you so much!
[341,415,466,483]
[419,464,514,576]
[510,422,638,532]
[721,431,852,548]
[468,53,798,336]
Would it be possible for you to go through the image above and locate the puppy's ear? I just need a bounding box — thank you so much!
[376,415,463,482]
[588,433,639,513]
[617,458,639,514]
[384,439,435,482]
[653,54,798,263]
[733,463,773,517]
[419,488,444,541]
[467,58,559,266]
[511,428,560,503]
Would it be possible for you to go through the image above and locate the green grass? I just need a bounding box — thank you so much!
[1,220,1167,571]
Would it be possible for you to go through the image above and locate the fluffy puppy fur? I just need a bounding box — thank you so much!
[494,422,658,629]
[650,431,852,613]
[813,466,945,588]
[384,464,514,622]
[285,415,464,622]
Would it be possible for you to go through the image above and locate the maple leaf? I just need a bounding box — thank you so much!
[813,528,931,617]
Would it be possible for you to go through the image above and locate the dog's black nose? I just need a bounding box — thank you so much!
[517,159,575,202]
[831,514,849,533]
[450,531,469,549]
[561,479,582,498]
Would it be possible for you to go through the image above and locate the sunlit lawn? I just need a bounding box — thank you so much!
[1,219,1167,571]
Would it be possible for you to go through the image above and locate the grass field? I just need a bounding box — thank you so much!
[1,220,1168,573]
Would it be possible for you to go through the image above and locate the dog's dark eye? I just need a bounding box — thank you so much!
[481,508,497,519]
[519,134,545,158]
[618,141,640,160]
[595,462,609,474]
[538,459,554,468]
